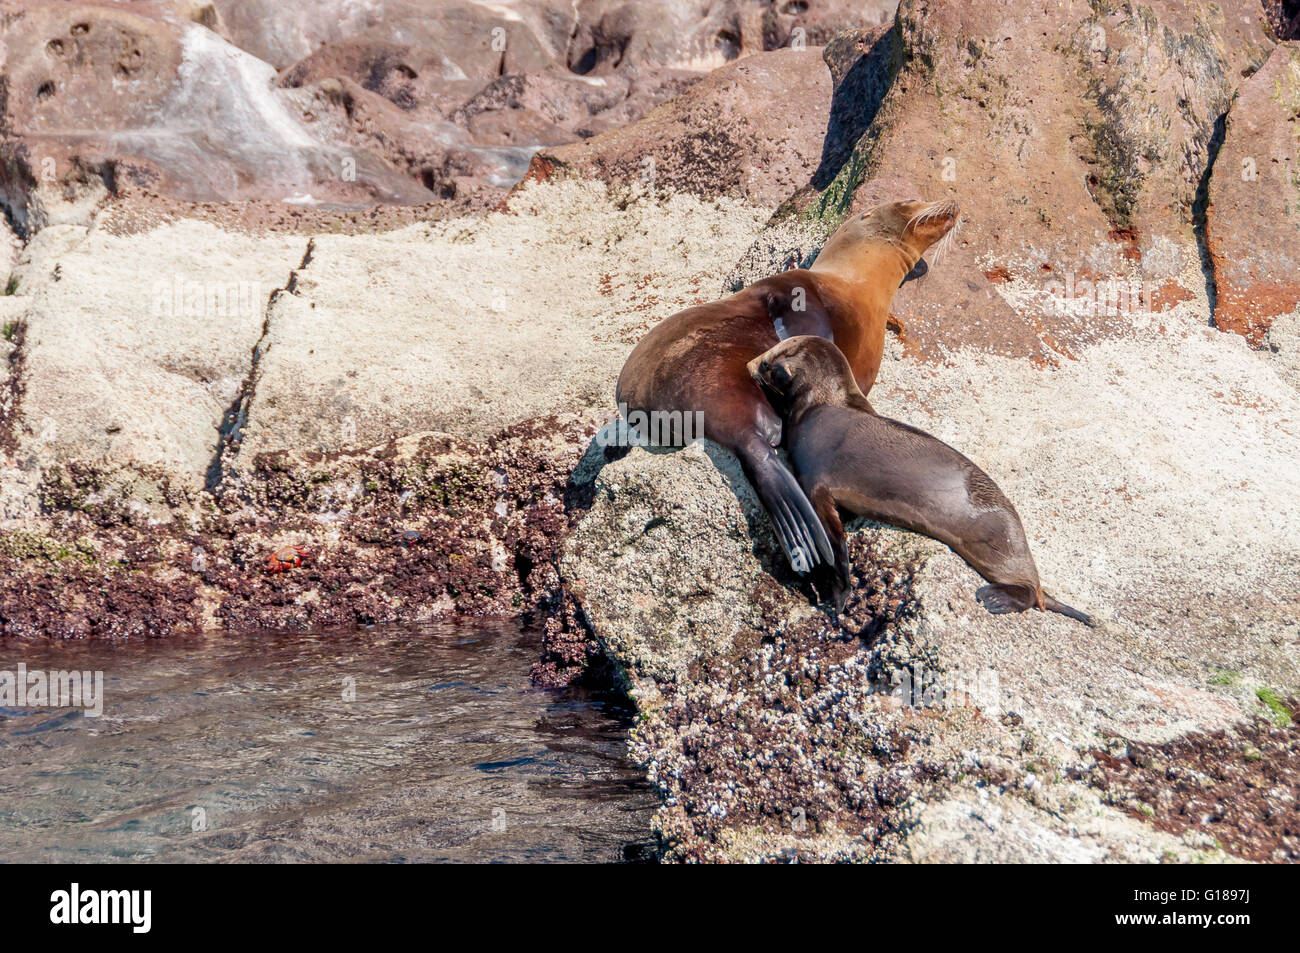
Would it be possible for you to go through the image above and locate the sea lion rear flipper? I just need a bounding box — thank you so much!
[975,584,1034,615]
[740,444,835,574]
[810,484,851,610]
[1042,594,1096,627]
[978,585,1096,627]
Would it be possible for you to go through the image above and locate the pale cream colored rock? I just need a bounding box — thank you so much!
[900,784,1237,864]
[229,181,768,463]
[5,221,304,499]
[1264,306,1300,392]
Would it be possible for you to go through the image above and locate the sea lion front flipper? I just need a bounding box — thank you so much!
[738,441,835,574]
[762,286,833,341]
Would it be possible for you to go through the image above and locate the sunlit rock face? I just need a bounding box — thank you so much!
[1,0,896,223]
[1,2,431,227]
[2,0,1298,864]
[1205,43,1300,351]
[732,0,1274,365]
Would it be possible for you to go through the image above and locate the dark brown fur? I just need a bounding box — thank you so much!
[748,335,1093,625]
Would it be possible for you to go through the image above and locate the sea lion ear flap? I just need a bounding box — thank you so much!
[901,257,928,285]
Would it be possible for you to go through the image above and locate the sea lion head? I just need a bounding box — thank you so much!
[813,198,961,283]
[747,335,860,412]
[892,198,962,260]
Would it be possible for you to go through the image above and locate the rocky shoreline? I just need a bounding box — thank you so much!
[2,0,1298,862]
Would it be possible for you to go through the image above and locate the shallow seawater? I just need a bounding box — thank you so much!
[0,623,657,863]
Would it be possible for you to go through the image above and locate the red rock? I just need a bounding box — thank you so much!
[1263,0,1300,40]
[1205,42,1300,346]
[449,67,700,146]
[0,1,435,225]
[566,0,894,76]
[518,47,836,207]
[0,0,903,222]
[276,18,554,121]
[278,75,522,201]
[804,0,1274,362]
[210,0,572,72]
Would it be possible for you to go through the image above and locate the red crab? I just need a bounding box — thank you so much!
[263,545,313,574]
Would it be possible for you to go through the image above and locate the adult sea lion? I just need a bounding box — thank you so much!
[616,199,960,573]
[747,335,1094,625]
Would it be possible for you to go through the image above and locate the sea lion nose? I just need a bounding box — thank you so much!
[759,360,771,374]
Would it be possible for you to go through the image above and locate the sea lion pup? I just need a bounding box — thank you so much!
[616,199,960,573]
[747,335,1094,625]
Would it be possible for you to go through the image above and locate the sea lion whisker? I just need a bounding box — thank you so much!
[926,214,963,269]
[904,208,932,231]
[928,224,957,268]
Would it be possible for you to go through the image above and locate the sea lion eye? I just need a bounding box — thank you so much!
[771,364,793,388]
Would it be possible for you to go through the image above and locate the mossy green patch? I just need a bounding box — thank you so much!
[1255,686,1293,726]
[1082,102,1145,227]
[0,532,96,565]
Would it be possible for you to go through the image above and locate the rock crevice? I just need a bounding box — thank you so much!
[206,237,317,493]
